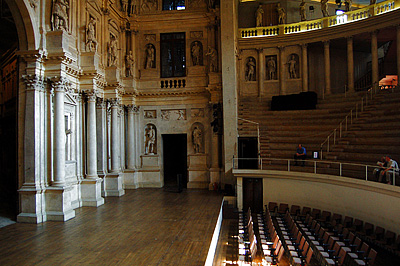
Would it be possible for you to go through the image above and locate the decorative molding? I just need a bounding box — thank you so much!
[161,110,170,120]
[144,34,156,42]
[191,108,204,117]
[144,110,156,119]
[22,75,46,92]
[190,31,203,39]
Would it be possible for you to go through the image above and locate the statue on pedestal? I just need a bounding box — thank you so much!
[206,46,217,72]
[108,35,118,67]
[256,5,264,27]
[125,50,134,77]
[192,126,202,154]
[245,57,256,81]
[321,0,329,17]
[52,0,69,31]
[300,0,307,21]
[86,17,97,52]
[145,44,155,69]
[145,125,156,155]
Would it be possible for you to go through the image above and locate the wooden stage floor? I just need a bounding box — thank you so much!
[0,188,223,266]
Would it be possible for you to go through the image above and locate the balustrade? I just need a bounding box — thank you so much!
[160,79,186,89]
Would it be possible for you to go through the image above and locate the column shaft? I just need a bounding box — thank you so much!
[324,41,331,95]
[127,106,135,169]
[279,47,285,95]
[110,100,121,172]
[347,37,355,92]
[258,49,264,97]
[301,44,308,92]
[371,31,379,89]
[87,93,98,178]
[397,26,400,82]
[53,81,66,185]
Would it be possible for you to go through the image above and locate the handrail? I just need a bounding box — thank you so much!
[239,0,400,39]
[238,117,261,166]
[233,157,398,185]
[320,84,398,158]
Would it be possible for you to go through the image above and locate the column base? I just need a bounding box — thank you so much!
[81,178,105,207]
[17,185,46,223]
[188,154,209,189]
[45,186,76,221]
[104,173,125,197]
[123,169,139,189]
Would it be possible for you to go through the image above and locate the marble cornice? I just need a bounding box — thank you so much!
[238,9,400,49]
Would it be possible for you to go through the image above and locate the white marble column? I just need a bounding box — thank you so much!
[258,48,264,97]
[104,98,125,196]
[347,37,355,92]
[371,31,379,90]
[127,105,136,169]
[81,92,104,207]
[46,77,75,221]
[301,44,308,92]
[324,41,331,95]
[397,26,400,81]
[96,99,108,177]
[279,46,286,95]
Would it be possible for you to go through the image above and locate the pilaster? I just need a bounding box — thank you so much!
[347,36,355,92]
[324,41,331,95]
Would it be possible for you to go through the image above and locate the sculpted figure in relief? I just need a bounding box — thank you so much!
[192,126,202,154]
[267,57,276,80]
[86,17,97,52]
[191,41,202,66]
[206,46,217,72]
[300,0,306,21]
[108,35,118,67]
[125,50,134,77]
[256,5,264,27]
[246,57,256,81]
[288,55,297,79]
[145,44,155,69]
[145,125,156,154]
[277,3,286,24]
[52,0,69,31]
[141,0,157,12]
[321,0,329,17]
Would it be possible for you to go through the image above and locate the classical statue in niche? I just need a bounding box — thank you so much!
[125,50,134,77]
[344,0,352,11]
[121,0,129,12]
[206,46,217,72]
[276,3,286,24]
[52,0,69,31]
[192,126,202,154]
[321,0,329,17]
[144,125,156,155]
[288,55,297,79]
[245,57,256,81]
[299,0,307,21]
[267,56,277,80]
[191,41,202,66]
[145,44,155,69]
[86,17,97,52]
[256,5,264,27]
[108,34,118,67]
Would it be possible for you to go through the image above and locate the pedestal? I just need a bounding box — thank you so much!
[104,173,125,197]
[123,169,140,189]
[105,66,120,85]
[209,168,221,190]
[208,72,222,85]
[138,155,162,187]
[81,178,105,206]
[188,154,209,189]
[17,186,46,223]
[45,186,76,221]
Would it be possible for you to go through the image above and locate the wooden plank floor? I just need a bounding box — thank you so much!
[0,188,223,266]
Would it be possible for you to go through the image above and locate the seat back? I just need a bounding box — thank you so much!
[375,226,385,240]
[305,246,313,264]
[342,227,349,239]
[321,210,331,222]
[353,237,362,250]
[364,222,374,236]
[302,241,309,257]
[360,242,369,255]
[278,203,289,213]
[290,205,300,216]
[311,208,321,219]
[302,206,311,216]
[353,219,363,231]
[277,241,285,262]
[344,216,353,228]
[348,232,356,244]
[385,230,396,245]
[268,202,278,212]
[338,247,347,265]
[367,248,378,266]
[331,213,342,224]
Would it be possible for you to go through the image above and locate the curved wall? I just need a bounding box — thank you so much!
[235,169,400,235]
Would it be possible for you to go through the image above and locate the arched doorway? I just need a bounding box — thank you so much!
[0,0,19,220]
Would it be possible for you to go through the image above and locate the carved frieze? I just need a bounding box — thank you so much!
[144,34,156,42]
[144,110,156,119]
[191,108,204,117]
[190,31,203,39]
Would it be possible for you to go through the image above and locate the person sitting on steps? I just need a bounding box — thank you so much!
[294,144,306,166]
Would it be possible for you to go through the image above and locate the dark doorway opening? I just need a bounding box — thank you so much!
[243,178,263,213]
[163,134,187,190]
[238,137,258,169]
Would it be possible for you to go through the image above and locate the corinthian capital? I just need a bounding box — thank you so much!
[50,76,70,93]
[22,74,45,91]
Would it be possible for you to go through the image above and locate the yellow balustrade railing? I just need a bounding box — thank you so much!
[239,0,400,39]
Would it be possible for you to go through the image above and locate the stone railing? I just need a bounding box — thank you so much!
[160,79,186,89]
[239,0,399,38]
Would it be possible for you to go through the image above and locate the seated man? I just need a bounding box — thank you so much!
[379,155,399,184]
[294,144,306,166]
[373,156,387,181]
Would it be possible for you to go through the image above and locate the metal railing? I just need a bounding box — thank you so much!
[233,157,399,185]
[320,84,398,158]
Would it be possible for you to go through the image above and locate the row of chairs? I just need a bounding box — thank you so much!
[277,211,313,265]
[299,213,377,266]
[238,208,258,264]
[257,207,285,265]
[268,202,399,256]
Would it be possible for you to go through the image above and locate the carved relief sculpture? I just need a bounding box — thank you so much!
[245,57,256,82]
[145,44,155,69]
[144,124,156,155]
[288,54,298,79]
[108,34,118,67]
[121,0,129,12]
[321,0,329,17]
[125,50,134,77]
[191,41,202,66]
[141,0,157,12]
[206,46,217,72]
[86,17,97,52]
[161,110,170,120]
[256,5,264,27]
[300,0,306,21]
[52,0,69,31]
[176,110,185,120]
[266,56,277,80]
[277,3,286,24]
[192,126,202,154]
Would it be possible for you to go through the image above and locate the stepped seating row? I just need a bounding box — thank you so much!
[268,203,400,262]
[276,211,314,265]
[238,208,258,264]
